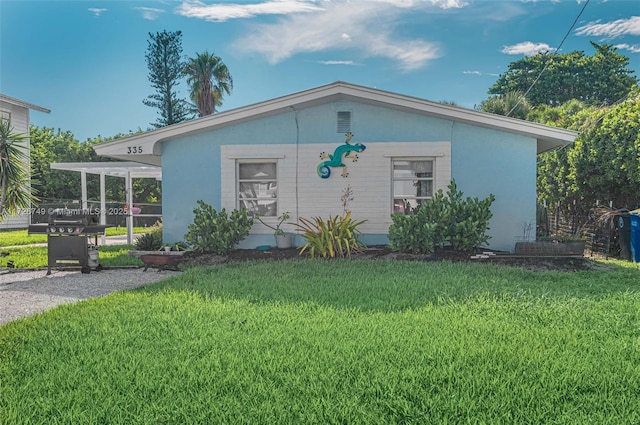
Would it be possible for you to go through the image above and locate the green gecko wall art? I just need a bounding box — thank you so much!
[317,132,367,178]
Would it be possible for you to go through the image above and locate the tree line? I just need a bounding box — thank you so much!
[477,42,639,215]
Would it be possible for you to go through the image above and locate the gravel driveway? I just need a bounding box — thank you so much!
[0,268,180,325]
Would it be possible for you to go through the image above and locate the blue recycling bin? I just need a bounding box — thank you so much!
[631,214,640,263]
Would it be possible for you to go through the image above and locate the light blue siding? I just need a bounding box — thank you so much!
[451,123,537,250]
[162,100,537,251]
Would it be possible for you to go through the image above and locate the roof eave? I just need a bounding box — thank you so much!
[0,94,51,114]
[93,81,578,159]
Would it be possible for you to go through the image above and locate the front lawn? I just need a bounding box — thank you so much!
[1,260,639,424]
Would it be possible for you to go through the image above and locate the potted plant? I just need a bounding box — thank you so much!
[256,212,293,249]
[159,242,189,253]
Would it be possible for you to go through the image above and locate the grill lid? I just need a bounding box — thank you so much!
[48,208,99,225]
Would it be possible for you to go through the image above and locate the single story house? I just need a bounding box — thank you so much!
[94,81,578,252]
[0,94,50,229]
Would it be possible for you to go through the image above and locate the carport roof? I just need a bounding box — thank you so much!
[50,162,162,179]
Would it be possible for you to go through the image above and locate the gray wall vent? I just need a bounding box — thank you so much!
[337,111,351,133]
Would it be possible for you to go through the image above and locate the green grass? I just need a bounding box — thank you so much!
[1,260,639,424]
[0,227,152,247]
[0,245,142,268]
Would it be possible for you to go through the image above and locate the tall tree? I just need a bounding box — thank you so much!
[0,120,37,220]
[477,91,531,119]
[143,30,190,128]
[534,88,640,212]
[489,42,637,107]
[182,51,233,117]
[567,86,640,209]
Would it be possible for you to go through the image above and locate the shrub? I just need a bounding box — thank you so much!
[296,212,366,258]
[134,222,163,250]
[388,180,495,253]
[440,181,495,251]
[184,200,253,254]
[388,213,438,254]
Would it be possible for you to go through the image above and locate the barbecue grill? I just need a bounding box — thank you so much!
[28,208,110,275]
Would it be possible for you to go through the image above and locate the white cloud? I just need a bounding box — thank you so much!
[232,2,442,71]
[435,0,467,8]
[372,0,468,8]
[317,60,359,65]
[175,0,323,22]
[575,16,640,39]
[134,7,165,20]
[462,70,498,76]
[501,41,552,56]
[88,8,107,17]
[615,43,640,54]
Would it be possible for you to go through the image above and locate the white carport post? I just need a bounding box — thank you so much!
[100,172,106,245]
[81,171,88,210]
[125,171,133,245]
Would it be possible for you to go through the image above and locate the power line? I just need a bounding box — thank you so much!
[506,0,591,117]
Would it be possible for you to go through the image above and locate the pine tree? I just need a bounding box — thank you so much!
[143,30,190,128]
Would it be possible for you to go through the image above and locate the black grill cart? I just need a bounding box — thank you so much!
[28,208,109,275]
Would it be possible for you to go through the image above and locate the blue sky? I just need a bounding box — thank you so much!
[1,0,639,142]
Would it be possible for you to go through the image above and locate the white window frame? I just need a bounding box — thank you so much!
[0,110,10,124]
[236,160,279,217]
[391,157,435,215]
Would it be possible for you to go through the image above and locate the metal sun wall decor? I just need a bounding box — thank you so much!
[317,132,367,179]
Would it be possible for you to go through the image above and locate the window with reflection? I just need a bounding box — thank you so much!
[237,162,278,217]
[392,159,434,214]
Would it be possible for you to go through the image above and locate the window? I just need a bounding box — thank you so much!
[237,162,278,217]
[337,111,351,133]
[392,159,434,214]
[0,110,10,125]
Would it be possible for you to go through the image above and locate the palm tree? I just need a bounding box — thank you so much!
[183,51,233,117]
[0,119,37,220]
[478,91,532,120]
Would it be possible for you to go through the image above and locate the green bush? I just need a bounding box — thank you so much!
[184,200,253,254]
[133,222,163,250]
[388,180,495,253]
[296,212,366,258]
[445,182,495,251]
[388,213,438,254]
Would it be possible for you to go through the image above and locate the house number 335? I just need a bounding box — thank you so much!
[127,146,143,154]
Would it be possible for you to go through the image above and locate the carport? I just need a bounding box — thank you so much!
[50,162,162,245]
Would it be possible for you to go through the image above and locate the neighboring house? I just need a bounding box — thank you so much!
[0,94,50,229]
[94,81,577,252]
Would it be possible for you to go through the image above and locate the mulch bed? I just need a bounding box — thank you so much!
[181,245,608,272]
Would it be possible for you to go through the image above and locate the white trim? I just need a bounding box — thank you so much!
[0,94,50,114]
[383,153,445,158]
[226,155,286,160]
